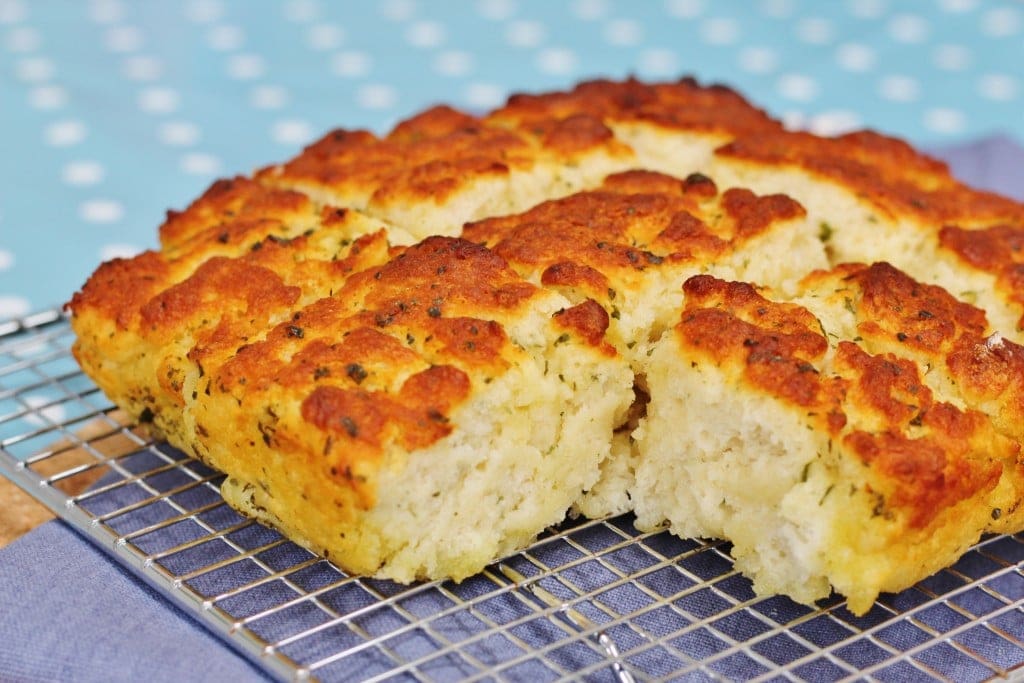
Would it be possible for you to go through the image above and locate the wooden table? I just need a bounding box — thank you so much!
[0,411,135,547]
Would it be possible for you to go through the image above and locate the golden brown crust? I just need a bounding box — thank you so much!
[258,76,778,238]
[841,424,1000,530]
[939,224,1024,331]
[552,299,615,354]
[801,262,1024,451]
[68,251,169,330]
[716,130,1024,226]
[464,170,806,309]
[489,76,782,137]
[158,176,320,254]
[679,275,842,420]
[675,274,1011,531]
[259,102,633,223]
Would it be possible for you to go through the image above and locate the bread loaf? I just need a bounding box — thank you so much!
[68,77,1024,612]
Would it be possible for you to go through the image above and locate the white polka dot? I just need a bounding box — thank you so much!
[15,56,54,82]
[737,46,778,74]
[99,243,142,260]
[356,83,399,110]
[28,84,67,110]
[307,23,344,50]
[638,48,680,77]
[463,82,505,110]
[932,44,971,71]
[923,108,966,134]
[89,0,124,24]
[226,53,264,80]
[572,0,609,20]
[330,50,371,77]
[0,0,25,25]
[777,73,819,102]
[795,17,833,44]
[206,24,244,51]
[283,0,319,22]
[5,26,39,52]
[878,75,920,102]
[604,19,643,46]
[157,120,200,146]
[122,54,162,81]
[137,86,180,114]
[700,17,740,45]
[405,20,446,48]
[980,7,1021,37]
[887,14,929,43]
[808,110,862,136]
[0,249,13,271]
[184,0,224,24]
[380,0,416,21]
[505,20,545,47]
[665,0,704,19]
[180,152,221,175]
[535,47,578,75]
[62,160,105,186]
[978,73,1019,101]
[23,395,66,427]
[45,120,87,147]
[272,119,315,146]
[477,0,516,21]
[835,42,876,72]
[104,25,143,52]
[758,0,794,18]
[79,199,125,224]
[938,0,978,12]
[0,296,30,320]
[250,84,289,109]
[433,50,473,77]
[845,0,886,19]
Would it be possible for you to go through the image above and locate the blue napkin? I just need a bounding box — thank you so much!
[939,133,1024,200]
[1,136,1022,683]
[0,521,270,683]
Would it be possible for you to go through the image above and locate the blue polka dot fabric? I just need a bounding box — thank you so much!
[1,0,1022,320]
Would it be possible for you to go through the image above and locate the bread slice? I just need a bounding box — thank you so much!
[632,273,1022,614]
[257,104,637,240]
[707,130,1024,340]
[70,182,633,581]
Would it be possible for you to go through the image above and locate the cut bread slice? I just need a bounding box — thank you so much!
[632,273,1022,614]
[70,234,633,582]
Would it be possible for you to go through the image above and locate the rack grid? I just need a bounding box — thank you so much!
[1,310,1022,682]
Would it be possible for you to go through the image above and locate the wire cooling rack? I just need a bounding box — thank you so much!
[1,310,1023,682]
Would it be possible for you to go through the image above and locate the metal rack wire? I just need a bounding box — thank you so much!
[1,310,1022,682]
